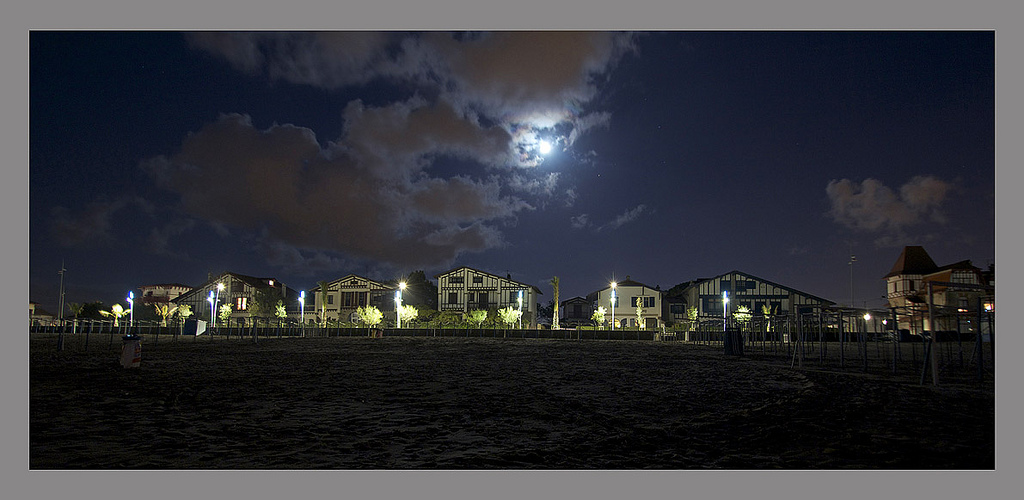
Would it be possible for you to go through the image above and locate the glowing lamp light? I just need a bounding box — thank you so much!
[299,291,306,336]
[864,313,872,321]
[610,281,617,330]
[126,291,134,327]
[722,291,729,330]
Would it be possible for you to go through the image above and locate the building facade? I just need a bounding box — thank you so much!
[677,270,833,328]
[311,275,396,324]
[586,277,663,329]
[435,267,541,328]
[884,246,992,333]
[138,283,193,307]
[559,296,594,327]
[171,272,304,326]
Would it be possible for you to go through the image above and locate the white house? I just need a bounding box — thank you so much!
[435,267,541,328]
[586,276,663,329]
[884,246,991,333]
[311,274,396,324]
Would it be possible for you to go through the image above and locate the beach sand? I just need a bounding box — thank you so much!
[29,335,994,469]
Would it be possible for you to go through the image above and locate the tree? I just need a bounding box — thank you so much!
[219,303,233,324]
[275,300,287,321]
[466,309,487,328]
[734,305,752,328]
[761,304,775,333]
[100,304,128,326]
[154,303,178,327]
[250,288,283,326]
[67,302,85,323]
[497,306,521,329]
[550,276,560,330]
[402,270,438,310]
[317,280,330,328]
[356,305,383,331]
[431,310,462,329]
[635,297,646,330]
[591,306,607,329]
[397,304,419,326]
[686,306,698,333]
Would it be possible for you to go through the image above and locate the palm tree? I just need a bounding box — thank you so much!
[154,303,178,327]
[100,304,128,327]
[317,280,329,328]
[550,276,560,330]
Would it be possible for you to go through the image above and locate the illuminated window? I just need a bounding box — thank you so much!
[236,297,247,310]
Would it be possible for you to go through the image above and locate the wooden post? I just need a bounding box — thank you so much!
[928,282,939,386]
[976,297,984,382]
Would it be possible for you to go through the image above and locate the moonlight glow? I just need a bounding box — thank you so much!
[538,140,552,155]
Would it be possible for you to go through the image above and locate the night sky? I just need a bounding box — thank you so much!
[29,31,994,315]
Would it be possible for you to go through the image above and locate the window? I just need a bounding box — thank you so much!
[327,294,334,305]
[448,292,459,304]
[472,276,483,284]
[236,297,247,310]
[450,276,464,284]
[632,296,655,308]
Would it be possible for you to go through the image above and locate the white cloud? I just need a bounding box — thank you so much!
[826,176,951,232]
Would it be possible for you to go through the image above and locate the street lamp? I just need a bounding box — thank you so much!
[212,282,224,333]
[207,291,215,331]
[610,281,617,330]
[126,291,134,329]
[518,289,524,329]
[299,290,306,337]
[722,291,729,331]
[396,281,406,328]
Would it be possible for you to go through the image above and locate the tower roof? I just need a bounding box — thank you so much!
[884,246,939,278]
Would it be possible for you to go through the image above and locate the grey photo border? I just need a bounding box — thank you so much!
[6,1,1016,499]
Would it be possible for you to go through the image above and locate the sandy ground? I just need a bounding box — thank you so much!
[29,335,994,469]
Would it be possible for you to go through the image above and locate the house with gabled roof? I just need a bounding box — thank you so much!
[559,296,594,328]
[435,266,541,328]
[310,274,396,324]
[675,270,833,326]
[138,283,193,307]
[884,246,990,333]
[171,272,304,326]
[586,276,663,329]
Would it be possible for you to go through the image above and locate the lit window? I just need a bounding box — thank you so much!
[236,297,247,310]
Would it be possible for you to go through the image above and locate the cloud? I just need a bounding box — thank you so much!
[147,218,197,259]
[571,204,650,232]
[570,213,590,229]
[826,176,951,232]
[50,196,151,248]
[602,204,649,231]
[187,31,637,162]
[141,113,530,268]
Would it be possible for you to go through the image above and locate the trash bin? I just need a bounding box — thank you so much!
[724,328,744,356]
[121,335,141,368]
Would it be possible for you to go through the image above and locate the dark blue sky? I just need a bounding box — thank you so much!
[29,31,994,314]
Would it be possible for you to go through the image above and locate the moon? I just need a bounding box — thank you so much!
[538,140,552,155]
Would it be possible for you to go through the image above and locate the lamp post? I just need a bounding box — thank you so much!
[299,290,306,337]
[396,282,406,329]
[207,291,215,332]
[722,291,729,331]
[517,289,524,329]
[610,281,617,330]
[849,253,856,308]
[126,291,134,330]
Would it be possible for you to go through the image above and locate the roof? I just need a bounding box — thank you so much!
[587,275,660,297]
[310,274,395,292]
[434,266,543,294]
[884,246,939,278]
[138,283,193,289]
[172,271,298,303]
[559,296,591,307]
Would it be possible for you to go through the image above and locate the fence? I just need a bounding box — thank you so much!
[33,305,994,385]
